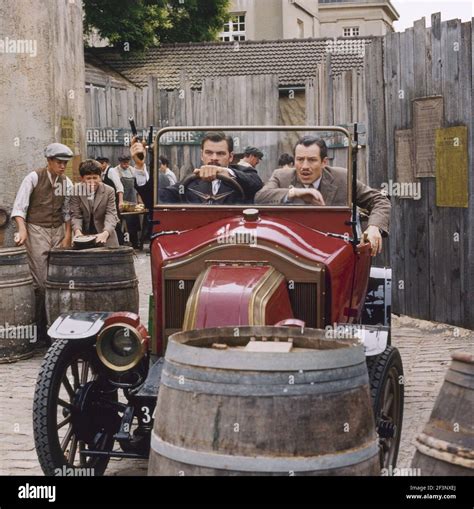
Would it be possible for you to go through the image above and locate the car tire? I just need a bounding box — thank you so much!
[366,346,404,470]
[33,339,116,476]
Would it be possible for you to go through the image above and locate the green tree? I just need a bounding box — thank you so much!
[83,0,230,51]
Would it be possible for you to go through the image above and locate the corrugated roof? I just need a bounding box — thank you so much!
[86,37,375,89]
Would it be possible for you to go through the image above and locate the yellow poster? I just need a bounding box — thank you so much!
[435,126,468,208]
[60,117,75,180]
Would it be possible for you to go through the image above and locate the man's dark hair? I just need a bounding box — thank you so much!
[159,156,169,166]
[278,153,295,167]
[80,159,102,177]
[294,136,328,160]
[201,131,234,153]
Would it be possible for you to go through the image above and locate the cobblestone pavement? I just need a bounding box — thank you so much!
[0,251,472,476]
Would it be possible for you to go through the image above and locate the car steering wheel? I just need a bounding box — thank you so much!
[178,173,246,204]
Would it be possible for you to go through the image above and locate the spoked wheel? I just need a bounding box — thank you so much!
[366,346,404,471]
[33,339,120,476]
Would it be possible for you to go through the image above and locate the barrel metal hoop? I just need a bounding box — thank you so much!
[45,279,138,290]
[164,358,369,386]
[165,341,365,372]
[161,369,369,396]
[415,433,474,468]
[150,432,378,472]
[0,277,34,288]
[445,369,474,390]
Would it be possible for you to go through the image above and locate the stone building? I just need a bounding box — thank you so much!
[0,0,86,247]
[220,0,399,41]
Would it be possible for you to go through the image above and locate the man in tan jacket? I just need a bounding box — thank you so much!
[255,136,391,256]
[70,160,119,248]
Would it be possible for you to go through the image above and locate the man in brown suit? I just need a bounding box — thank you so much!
[70,160,119,247]
[255,136,390,256]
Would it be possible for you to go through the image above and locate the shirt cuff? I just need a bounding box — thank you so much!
[11,210,27,220]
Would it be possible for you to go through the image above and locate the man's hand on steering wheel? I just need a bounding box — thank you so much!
[194,165,233,182]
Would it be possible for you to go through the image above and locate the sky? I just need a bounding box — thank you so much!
[391,0,473,32]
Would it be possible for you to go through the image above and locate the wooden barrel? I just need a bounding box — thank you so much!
[412,352,474,475]
[149,326,380,476]
[45,247,139,325]
[0,248,35,362]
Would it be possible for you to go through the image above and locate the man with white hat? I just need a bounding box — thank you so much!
[12,143,74,344]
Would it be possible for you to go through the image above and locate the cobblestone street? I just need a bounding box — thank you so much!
[0,252,472,476]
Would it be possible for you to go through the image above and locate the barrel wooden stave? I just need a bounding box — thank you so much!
[149,327,380,476]
[412,353,474,476]
[45,247,139,325]
[0,248,35,362]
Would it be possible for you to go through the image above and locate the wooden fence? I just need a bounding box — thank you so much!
[369,15,473,328]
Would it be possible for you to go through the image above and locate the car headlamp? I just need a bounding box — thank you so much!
[96,323,146,372]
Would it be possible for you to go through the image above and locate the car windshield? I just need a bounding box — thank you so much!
[154,127,352,208]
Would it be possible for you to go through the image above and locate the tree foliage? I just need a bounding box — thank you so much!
[83,0,231,50]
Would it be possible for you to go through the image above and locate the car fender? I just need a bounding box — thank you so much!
[355,325,389,357]
[47,312,112,341]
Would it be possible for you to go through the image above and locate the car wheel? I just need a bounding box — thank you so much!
[366,346,404,471]
[33,339,119,476]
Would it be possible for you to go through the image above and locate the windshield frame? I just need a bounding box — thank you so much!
[153,125,353,210]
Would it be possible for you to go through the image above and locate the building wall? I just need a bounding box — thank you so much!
[319,3,398,38]
[282,0,320,39]
[227,0,320,40]
[0,0,86,246]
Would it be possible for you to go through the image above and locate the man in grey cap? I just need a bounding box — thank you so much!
[12,143,74,344]
[238,146,264,170]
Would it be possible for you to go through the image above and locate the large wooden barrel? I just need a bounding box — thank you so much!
[0,248,35,362]
[412,352,474,475]
[149,326,380,476]
[45,247,139,325]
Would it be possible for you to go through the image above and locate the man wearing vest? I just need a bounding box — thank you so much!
[12,143,74,344]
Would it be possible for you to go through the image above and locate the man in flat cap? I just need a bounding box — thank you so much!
[12,143,74,344]
[238,146,264,170]
[112,153,149,249]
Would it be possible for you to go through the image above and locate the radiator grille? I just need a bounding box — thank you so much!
[164,279,195,329]
[289,283,319,328]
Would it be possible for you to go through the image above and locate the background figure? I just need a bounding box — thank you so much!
[278,153,295,170]
[159,156,177,185]
[238,146,264,170]
[113,155,143,249]
[96,156,125,244]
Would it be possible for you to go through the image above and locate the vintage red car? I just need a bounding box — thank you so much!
[33,126,403,476]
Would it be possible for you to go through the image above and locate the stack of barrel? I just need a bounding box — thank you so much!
[412,352,474,475]
[0,248,35,362]
[148,326,381,476]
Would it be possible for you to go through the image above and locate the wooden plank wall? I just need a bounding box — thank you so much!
[306,56,368,183]
[149,74,280,182]
[383,16,473,328]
